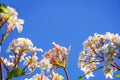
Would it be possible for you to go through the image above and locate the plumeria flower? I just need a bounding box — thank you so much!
[52,71,64,80]
[78,32,120,79]
[6,16,24,33]
[24,72,49,80]
[0,5,24,33]
[6,38,43,70]
[6,38,43,54]
[37,58,53,73]
[24,53,38,72]
[45,42,70,68]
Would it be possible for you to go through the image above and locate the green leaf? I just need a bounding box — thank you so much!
[7,68,25,79]
[116,74,120,78]
[78,76,83,80]
[0,3,6,13]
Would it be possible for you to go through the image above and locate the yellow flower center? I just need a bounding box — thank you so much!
[23,40,28,45]
[37,77,41,80]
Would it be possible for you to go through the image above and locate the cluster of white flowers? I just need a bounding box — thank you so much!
[38,42,70,72]
[1,38,43,73]
[0,5,24,33]
[28,42,69,80]
[25,71,64,80]
[7,38,43,54]
[78,32,120,79]
[24,72,49,80]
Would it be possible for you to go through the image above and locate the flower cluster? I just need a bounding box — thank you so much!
[28,42,70,80]
[78,32,120,79]
[38,42,70,72]
[7,38,43,53]
[25,72,49,80]
[2,40,66,80]
[25,71,64,80]
[2,38,43,75]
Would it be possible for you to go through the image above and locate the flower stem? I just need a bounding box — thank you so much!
[0,46,3,80]
[63,68,70,80]
[0,32,9,45]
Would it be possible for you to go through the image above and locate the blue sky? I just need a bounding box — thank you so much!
[1,0,120,80]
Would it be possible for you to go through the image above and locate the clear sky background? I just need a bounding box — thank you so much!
[1,0,120,80]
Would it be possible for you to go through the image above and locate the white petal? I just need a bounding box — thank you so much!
[16,24,23,33]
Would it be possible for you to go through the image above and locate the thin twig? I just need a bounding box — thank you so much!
[63,68,70,80]
[90,46,103,59]
[14,53,22,68]
[13,52,17,68]
[111,63,120,70]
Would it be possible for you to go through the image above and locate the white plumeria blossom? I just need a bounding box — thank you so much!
[6,38,43,53]
[7,16,24,33]
[0,6,24,33]
[24,53,38,72]
[38,58,53,73]
[24,72,49,80]
[52,71,64,80]
[78,32,120,79]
